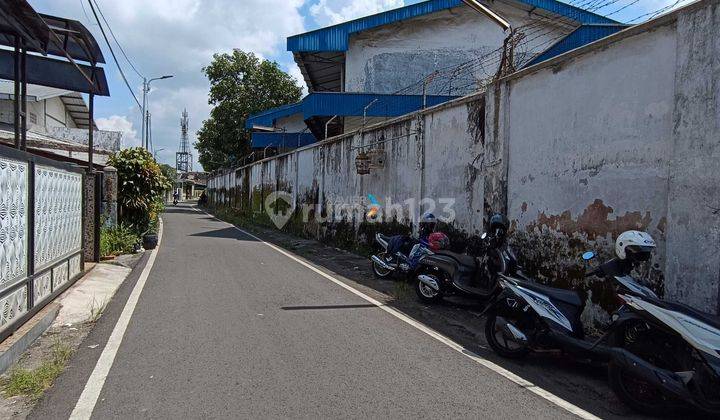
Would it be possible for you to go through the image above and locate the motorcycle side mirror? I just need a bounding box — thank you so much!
[582,251,596,261]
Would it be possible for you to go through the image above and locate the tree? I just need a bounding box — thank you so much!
[196,50,303,171]
[159,163,177,188]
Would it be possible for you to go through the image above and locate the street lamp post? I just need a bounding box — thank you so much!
[141,75,174,149]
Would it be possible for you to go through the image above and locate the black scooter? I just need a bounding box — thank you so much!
[484,248,720,416]
[483,252,645,360]
[413,215,522,303]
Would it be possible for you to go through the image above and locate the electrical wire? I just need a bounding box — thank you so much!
[86,0,142,109]
[91,0,145,79]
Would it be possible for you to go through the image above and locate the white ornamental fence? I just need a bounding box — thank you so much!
[0,144,85,341]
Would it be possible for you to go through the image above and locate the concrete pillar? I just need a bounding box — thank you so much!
[83,172,99,262]
[102,166,118,227]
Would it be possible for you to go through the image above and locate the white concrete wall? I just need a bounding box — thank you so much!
[501,25,677,284]
[487,0,720,312]
[276,114,307,132]
[210,0,720,314]
[344,1,569,95]
[0,97,79,130]
[45,97,72,128]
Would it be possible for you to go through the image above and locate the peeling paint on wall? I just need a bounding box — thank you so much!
[209,1,720,315]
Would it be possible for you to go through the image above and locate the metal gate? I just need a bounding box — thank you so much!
[0,144,85,342]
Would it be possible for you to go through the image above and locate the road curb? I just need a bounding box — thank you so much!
[0,302,61,375]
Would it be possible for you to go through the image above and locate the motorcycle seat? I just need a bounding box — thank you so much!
[434,250,477,269]
[516,279,582,307]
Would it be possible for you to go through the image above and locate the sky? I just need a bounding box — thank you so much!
[28,0,684,169]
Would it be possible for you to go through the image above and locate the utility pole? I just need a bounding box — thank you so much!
[141,75,174,149]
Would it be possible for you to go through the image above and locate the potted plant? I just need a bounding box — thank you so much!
[141,206,161,250]
[142,230,158,250]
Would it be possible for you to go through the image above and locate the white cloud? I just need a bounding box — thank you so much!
[96,115,140,148]
[287,63,308,96]
[34,0,308,169]
[309,0,405,25]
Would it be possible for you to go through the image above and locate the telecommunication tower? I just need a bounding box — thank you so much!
[176,109,192,173]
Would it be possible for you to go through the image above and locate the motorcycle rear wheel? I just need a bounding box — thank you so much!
[372,252,394,279]
[608,323,686,416]
[484,312,530,359]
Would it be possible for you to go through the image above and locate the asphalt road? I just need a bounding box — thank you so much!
[32,204,584,419]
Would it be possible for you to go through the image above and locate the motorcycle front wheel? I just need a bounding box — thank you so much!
[372,252,394,279]
[484,311,530,359]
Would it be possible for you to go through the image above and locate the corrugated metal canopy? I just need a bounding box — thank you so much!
[246,92,459,128]
[59,92,96,129]
[287,0,619,53]
[524,24,628,67]
[0,1,105,63]
[0,49,110,96]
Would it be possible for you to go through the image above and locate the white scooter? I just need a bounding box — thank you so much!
[484,231,720,416]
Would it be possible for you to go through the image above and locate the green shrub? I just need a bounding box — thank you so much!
[100,224,139,257]
[107,148,171,234]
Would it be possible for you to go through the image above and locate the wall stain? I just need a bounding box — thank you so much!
[531,199,652,240]
[511,199,666,330]
[466,98,485,145]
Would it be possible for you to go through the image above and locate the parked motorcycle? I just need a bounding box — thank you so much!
[413,213,523,303]
[484,230,720,416]
[370,233,434,279]
[370,213,448,279]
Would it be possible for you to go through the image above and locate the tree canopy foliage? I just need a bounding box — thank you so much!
[196,50,303,171]
[159,163,177,186]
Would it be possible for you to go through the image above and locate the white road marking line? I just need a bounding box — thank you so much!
[70,219,164,420]
[198,207,601,420]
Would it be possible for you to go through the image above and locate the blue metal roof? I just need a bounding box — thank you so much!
[524,24,628,67]
[287,0,619,52]
[246,102,303,128]
[251,132,317,149]
[246,92,459,128]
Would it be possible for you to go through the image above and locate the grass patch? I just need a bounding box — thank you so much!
[100,224,139,257]
[88,297,108,323]
[392,280,413,300]
[3,339,73,399]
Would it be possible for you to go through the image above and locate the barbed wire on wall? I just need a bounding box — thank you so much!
[375,0,692,101]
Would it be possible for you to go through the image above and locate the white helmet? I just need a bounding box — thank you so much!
[615,231,656,261]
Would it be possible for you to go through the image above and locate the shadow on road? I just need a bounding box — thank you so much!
[164,207,201,214]
[281,304,379,311]
[189,227,260,240]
